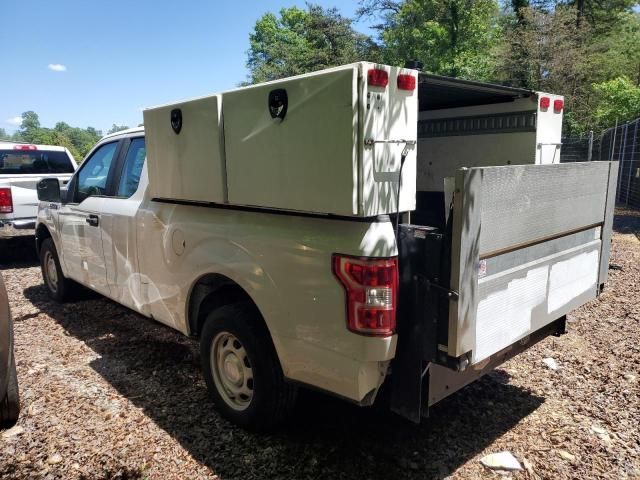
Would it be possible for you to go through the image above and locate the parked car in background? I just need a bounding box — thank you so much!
[0,143,77,239]
[0,273,19,428]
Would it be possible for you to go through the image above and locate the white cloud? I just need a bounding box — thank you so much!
[6,116,22,126]
[48,63,67,72]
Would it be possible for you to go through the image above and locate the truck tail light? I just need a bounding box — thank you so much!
[539,96,550,110]
[368,68,389,88]
[397,74,416,91]
[0,188,13,213]
[13,144,37,150]
[332,254,398,337]
[554,99,564,112]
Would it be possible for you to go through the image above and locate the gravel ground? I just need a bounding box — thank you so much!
[0,211,638,480]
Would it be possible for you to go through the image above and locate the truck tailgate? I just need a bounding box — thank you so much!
[0,174,72,219]
[447,161,618,364]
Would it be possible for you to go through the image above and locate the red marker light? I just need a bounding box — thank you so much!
[13,144,37,150]
[397,74,416,91]
[368,69,389,88]
[554,99,564,112]
[539,96,550,110]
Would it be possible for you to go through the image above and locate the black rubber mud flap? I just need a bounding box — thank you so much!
[390,224,448,423]
[390,275,427,423]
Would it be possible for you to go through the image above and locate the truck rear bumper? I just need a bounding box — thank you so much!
[0,218,36,238]
[427,316,565,407]
[278,334,397,404]
[390,315,566,422]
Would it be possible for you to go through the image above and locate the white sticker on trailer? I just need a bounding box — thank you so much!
[547,249,599,313]
[474,265,549,362]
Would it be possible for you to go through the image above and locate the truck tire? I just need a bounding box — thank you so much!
[200,303,297,431]
[0,351,20,429]
[40,238,74,302]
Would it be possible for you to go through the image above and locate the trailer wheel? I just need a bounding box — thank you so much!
[0,351,20,429]
[40,238,74,302]
[200,303,296,431]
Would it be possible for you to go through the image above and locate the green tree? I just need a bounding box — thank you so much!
[494,6,592,91]
[590,77,640,130]
[494,2,640,134]
[0,128,8,140]
[360,0,500,79]
[107,124,129,135]
[247,4,380,83]
[8,111,103,161]
[588,11,640,85]
[558,0,637,30]
[18,111,42,142]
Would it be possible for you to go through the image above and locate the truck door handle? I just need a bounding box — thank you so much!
[85,214,99,227]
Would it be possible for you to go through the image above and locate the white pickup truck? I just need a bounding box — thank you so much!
[0,143,76,239]
[35,63,618,431]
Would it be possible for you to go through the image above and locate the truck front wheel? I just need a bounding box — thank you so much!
[40,238,75,302]
[200,303,297,431]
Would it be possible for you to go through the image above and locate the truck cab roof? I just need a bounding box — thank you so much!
[100,127,145,142]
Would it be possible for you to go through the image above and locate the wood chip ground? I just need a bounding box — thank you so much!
[0,211,638,479]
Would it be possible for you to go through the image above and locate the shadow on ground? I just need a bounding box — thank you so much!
[0,237,38,269]
[23,279,544,480]
[613,208,640,236]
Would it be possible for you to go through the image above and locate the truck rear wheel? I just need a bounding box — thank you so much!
[0,351,20,429]
[40,238,74,302]
[200,303,297,431]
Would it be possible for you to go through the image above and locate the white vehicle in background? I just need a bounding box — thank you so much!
[34,62,617,431]
[0,143,77,239]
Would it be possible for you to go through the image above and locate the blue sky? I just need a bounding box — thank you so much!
[0,0,371,135]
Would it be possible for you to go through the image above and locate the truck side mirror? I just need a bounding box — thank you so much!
[37,178,61,203]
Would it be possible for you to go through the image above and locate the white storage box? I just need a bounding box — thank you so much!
[143,62,418,217]
[144,94,226,203]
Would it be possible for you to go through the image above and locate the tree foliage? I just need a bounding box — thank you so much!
[2,112,102,162]
[354,0,640,133]
[247,4,381,83]
[494,7,592,91]
[107,124,130,135]
[363,0,500,79]
[495,3,640,134]
[590,77,640,131]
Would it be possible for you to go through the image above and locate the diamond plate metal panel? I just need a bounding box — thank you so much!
[447,161,617,360]
[478,162,610,257]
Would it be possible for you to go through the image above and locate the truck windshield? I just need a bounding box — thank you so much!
[0,149,75,175]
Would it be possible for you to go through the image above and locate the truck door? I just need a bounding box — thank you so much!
[97,136,146,311]
[59,140,120,293]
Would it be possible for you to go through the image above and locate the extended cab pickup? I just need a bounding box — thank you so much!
[1,143,76,239]
[35,63,618,430]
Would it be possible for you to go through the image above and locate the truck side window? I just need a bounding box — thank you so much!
[76,142,118,202]
[116,138,146,198]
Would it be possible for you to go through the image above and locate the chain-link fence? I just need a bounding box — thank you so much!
[560,118,640,209]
